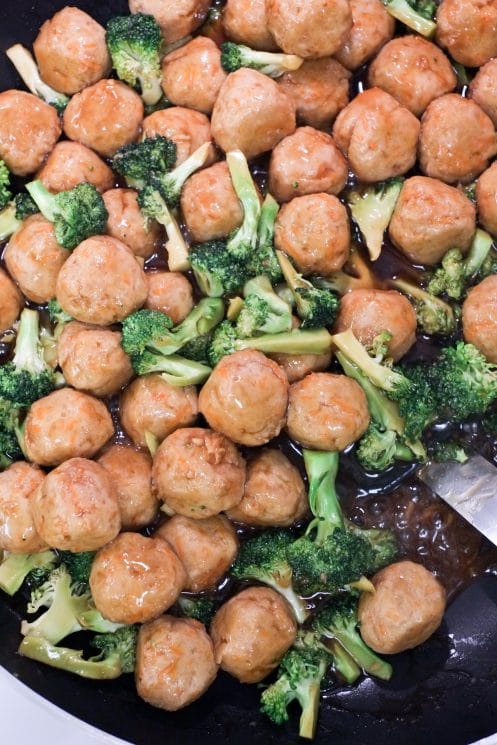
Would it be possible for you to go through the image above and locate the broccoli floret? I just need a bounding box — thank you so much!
[137,185,190,271]
[225,150,261,259]
[356,424,417,471]
[47,299,73,328]
[431,440,469,464]
[347,178,403,261]
[220,42,303,78]
[112,136,177,190]
[172,298,225,346]
[382,0,437,37]
[190,240,247,297]
[325,637,362,684]
[6,44,69,112]
[248,193,283,283]
[14,192,38,220]
[0,202,21,241]
[277,251,340,328]
[428,230,495,299]
[390,277,456,336]
[152,142,211,207]
[236,276,292,337]
[106,13,163,106]
[346,524,398,573]
[0,159,12,210]
[58,550,96,591]
[176,595,218,626]
[316,250,377,295]
[131,350,212,386]
[0,550,57,596]
[179,334,212,364]
[0,398,24,470]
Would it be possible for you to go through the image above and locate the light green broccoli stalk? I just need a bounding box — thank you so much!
[347,178,403,261]
[6,44,69,112]
[220,42,303,78]
[382,0,437,38]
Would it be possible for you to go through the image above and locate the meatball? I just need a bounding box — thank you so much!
[56,236,147,326]
[462,275,497,363]
[33,6,110,95]
[0,90,61,177]
[0,462,46,554]
[436,0,497,68]
[211,69,296,160]
[161,37,227,115]
[120,374,198,448]
[368,36,457,117]
[0,268,22,333]
[278,58,351,130]
[199,349,288,447]
[223,0,278,51]
[89,532,186,624]
[333,88,420,183]
[37,141,114,194]
[155,514,238,590]
[419,94,497,185]
[24,388,113,467]
[136,616,218,711]
[476,162,497,236]
[142,107,214,166]
[358,560,446,654]
[388,176,476,266]
[470,58,497,127]
[129,0,211,44]
[227,449,307,527]
[98,445,158,530]
[180,161,243,242]
[266,0,352,59]
[334,290,417,362]
[210,587,297,683]
[4,215,70,304]
[152,427,246,518]
[32,458,120,552]
[145,271,194,323]
[334,0,395,71]
[269,128,348,203]
[103,189,161,259]
[274,194,350,275]
[63,79,143,158]
[286,372,370,451]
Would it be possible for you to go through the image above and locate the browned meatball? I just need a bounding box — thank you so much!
[266,0,352,58]
[436,0,497,68]
[136,616,218,711]
[211,69,296,159]
[334,290,418,361]
[368,36,457,117]
[181,161,244,242]
[275,194,350,275]
[63,79,143,158]
[33,6,111,95]
[56,236,147,326]
[333,88,420,183]
[103,189,161,259]
[476,162,497,236]
[270,350,333,383]
[129,0,211,44]
[358,561,446,654]
[419,94,497,185]
[0,462,46,554]
[90,532,186,623]
[223,0,278,51]
[334,0,395,71]
[98,445,158,530]
[470,58,497,127]
[145,271,194,323]
[120,374,198,448]
[210,587,297,683]
[286,372,370,451]
[142,107,214,166]
[0,91,61,176]
[227,449,307,527]
[462,275,497,363]
[24,388,113,467]
[0,268,22,333]
[57,322,133,398]
[199,349,288,447]
[37,141,114,194]
[155,514,238,590]
[388,176,476,265]
[278,58,351,130]
[4,215,70,304]
[153,428,246,518]
[269,128,348,203]
[32,458,121,551]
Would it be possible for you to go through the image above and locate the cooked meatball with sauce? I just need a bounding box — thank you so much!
[142,107,214,166]
[476,162,497,236]
[103,188,161,259]
[37,141,114,194]
[470,58,497,127]
[222,0,278,51]
[462,275,497,363]
[266,0,352,59]
[436,0,497,68]
[145,271,194,323]
[0,462,46,554]
[0,268,22,333]
[129,0,211,44]
[270,350,333,383]
[334,0,395,71]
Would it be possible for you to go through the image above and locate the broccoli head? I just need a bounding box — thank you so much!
[236,275,292,337]
[14,192,38,220]
[0,159,12,210]
[0,397,23,470]
[112,136,177,189]
[277,251,340,328]
[176,595,218,626]
[189,240,247,297]
[389,277,456,336]
[152,141,211,207]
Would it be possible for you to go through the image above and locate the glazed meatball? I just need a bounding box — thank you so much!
[56,236,147,326]
[476,162,497,236]
[89,532,186,624]
[103,189,161,259]
[24,388,113,467]
[419,94,497,185]
[142,107,214,166]
[333,88,420,183]
[358,561,446,654]
[270,350,333,383]
[63,79,143,158]
[227,449,308,527]
[136,616,218,711]
[32,458,120,552]
[388,176,476,265]
[0,462,46,554]
[153,428,246,518]
[37,141,114,194]
[0,269,22,333]
[155,514,238,590]
[278,58,351,130]
[210,587,297,683]
[462,275,497,363]
[286,372,370,451]
[98,445,158,530]
[4,215,70,304]
[334,290,418,362]
[120,374,198,448]
[145,271,194,323]
[470,59,497,127]
[129,0,211,44]
[161,37,227,115]
[269,128,348,203]
[0,90,61,176]
[436,0,497,68]
[368,36,457,117]
[266,0,352,58]
[180,161,244,242]
[275,194,350,275]
[334,0,395,71]
[57,322,133,398]
[199,349,288,447]
[211,69,296,160]
[33,6,110,95]
[223,0,278,51]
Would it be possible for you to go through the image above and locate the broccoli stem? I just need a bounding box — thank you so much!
[18,636,124,679]
[6,45,69,111]
[326,638,361,684]
[331,329,408,394]
[277,250,312,302]
[147,192,190,272]
[26,180,57,222]
[13,309,48,375]
[140,354,212,386]
[226,150,261,256]
[257,193,279,249]
[0,202,21,240]
[383,0,437,38]
[0,550,55,596]
[464,228,494,280]
[238,328,332,355]
[303,450,344,543]
[299,679,322,740]
[390,277,455,335]
[321,250,377,294]
[325,624,392,681]
[158,141,211,206]
[223,43,303,78]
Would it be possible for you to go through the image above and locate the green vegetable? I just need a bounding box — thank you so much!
[382,0,437,38]
[0,550,57,596]
[220,42,303,78]
[236,276,292,337]
[277,251,340,329]
[6,44,69,112]
[347,178,403,261]
[112,136,177,190]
